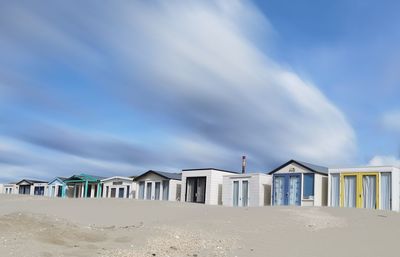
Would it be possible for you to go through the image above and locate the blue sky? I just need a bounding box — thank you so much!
[1,0,400,182]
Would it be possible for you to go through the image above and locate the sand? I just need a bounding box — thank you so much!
[0,195,399,257]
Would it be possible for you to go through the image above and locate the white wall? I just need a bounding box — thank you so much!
[135,173,181,201]
[181,169,236,205]
[32,183,48,196]
[47,181,64,197]
[392,168,400,211]
[101,178,135,199]
[222,173,272,207]
[328,166,400,211]
[168,179,181,201]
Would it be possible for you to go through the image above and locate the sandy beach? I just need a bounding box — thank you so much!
[0,195,398,257]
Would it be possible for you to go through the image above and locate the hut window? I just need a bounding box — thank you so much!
[303,174,314,199]
[381,173,392,210]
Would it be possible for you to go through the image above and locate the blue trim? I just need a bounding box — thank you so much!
[48,177,67,186]
[272,173,302,206]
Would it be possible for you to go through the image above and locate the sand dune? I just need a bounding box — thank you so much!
[0,195,398,257]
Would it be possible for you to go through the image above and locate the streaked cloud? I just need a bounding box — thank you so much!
[0,0,356,181]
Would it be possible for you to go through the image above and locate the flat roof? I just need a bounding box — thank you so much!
[182,168,238,174]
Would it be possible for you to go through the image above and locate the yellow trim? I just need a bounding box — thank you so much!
[340,172,379,209]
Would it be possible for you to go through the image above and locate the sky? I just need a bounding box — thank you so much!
[1,0,400,182]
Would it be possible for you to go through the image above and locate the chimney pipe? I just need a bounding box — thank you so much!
[242,156,246,174]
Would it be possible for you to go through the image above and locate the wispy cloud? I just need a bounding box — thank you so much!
[369,155,400,167]
[0,0,356,181]
[382,110,400,133]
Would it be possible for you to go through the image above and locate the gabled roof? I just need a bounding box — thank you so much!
[64,173,105,183]
[101,176,134,182]
[48,177,68,185]
[133,170,182,181]
[268,159,328,175]
[182,168,238,174]
[16,179,48,185]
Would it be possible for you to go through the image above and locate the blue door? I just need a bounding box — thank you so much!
[273,174,301,206]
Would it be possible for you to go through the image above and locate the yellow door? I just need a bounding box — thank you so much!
[340,172,379,209]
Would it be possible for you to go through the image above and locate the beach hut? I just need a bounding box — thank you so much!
[134,170,181,201]
[16,179,48,196]
[2,183,17,194]
[64,174,105,198]
[222,173,272,207]
[269,160,328,207]
[101,176,136,199]
[181,168,238,205]
[328,166,400,211]
[47,177,68,198]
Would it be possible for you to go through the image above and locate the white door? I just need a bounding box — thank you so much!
[233,181,239,206]
[362,175,376,209]
[232,180,249,207]
[381,173,391,210]
[344,175,357,208]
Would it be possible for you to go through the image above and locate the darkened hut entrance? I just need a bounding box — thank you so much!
[185,177,206,204]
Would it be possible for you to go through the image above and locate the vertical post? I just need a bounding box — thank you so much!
[84,181,88,198]
[61,185,66,198]
[97,183,102,198]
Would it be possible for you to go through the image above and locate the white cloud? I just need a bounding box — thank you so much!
[382,110,400,132]
[369,155,400,167]
[102,0,356,165]
[0,0,357,181]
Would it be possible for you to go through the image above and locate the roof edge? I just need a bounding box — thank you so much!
[268,160,328,175]
[182,168,238,174]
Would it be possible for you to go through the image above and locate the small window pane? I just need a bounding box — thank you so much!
[303,174,314,199]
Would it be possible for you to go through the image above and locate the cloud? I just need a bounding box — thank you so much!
[0,0,356,180]
[382,110,400,133]
[369,155,400,167]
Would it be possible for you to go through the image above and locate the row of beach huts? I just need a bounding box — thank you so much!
[0,159,398,211]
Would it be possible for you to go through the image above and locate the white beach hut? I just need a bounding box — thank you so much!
[2,183,17,194]
[47,177,68,197]
[181,168,238,205]
[16,179,48,196]
[328,166,400,211]
[101,176,136,199]
[134,170,181,201]
[269,160,328,207]
[222,173,272,207]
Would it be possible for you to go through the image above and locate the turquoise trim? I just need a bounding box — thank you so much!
[84,180,89,198]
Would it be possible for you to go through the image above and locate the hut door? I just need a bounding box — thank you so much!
[185,177,206,203]
[341,173,379,209]
[343,175,357,208]
[273,176,286,206]
[146,182,152,200]
[362,175,377,209]
[155,182,161,200]
[233,181,239,206]
[273,174,301,206]
[241,181,249,207]
[233,180,249,207]
[288,175,301,206]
